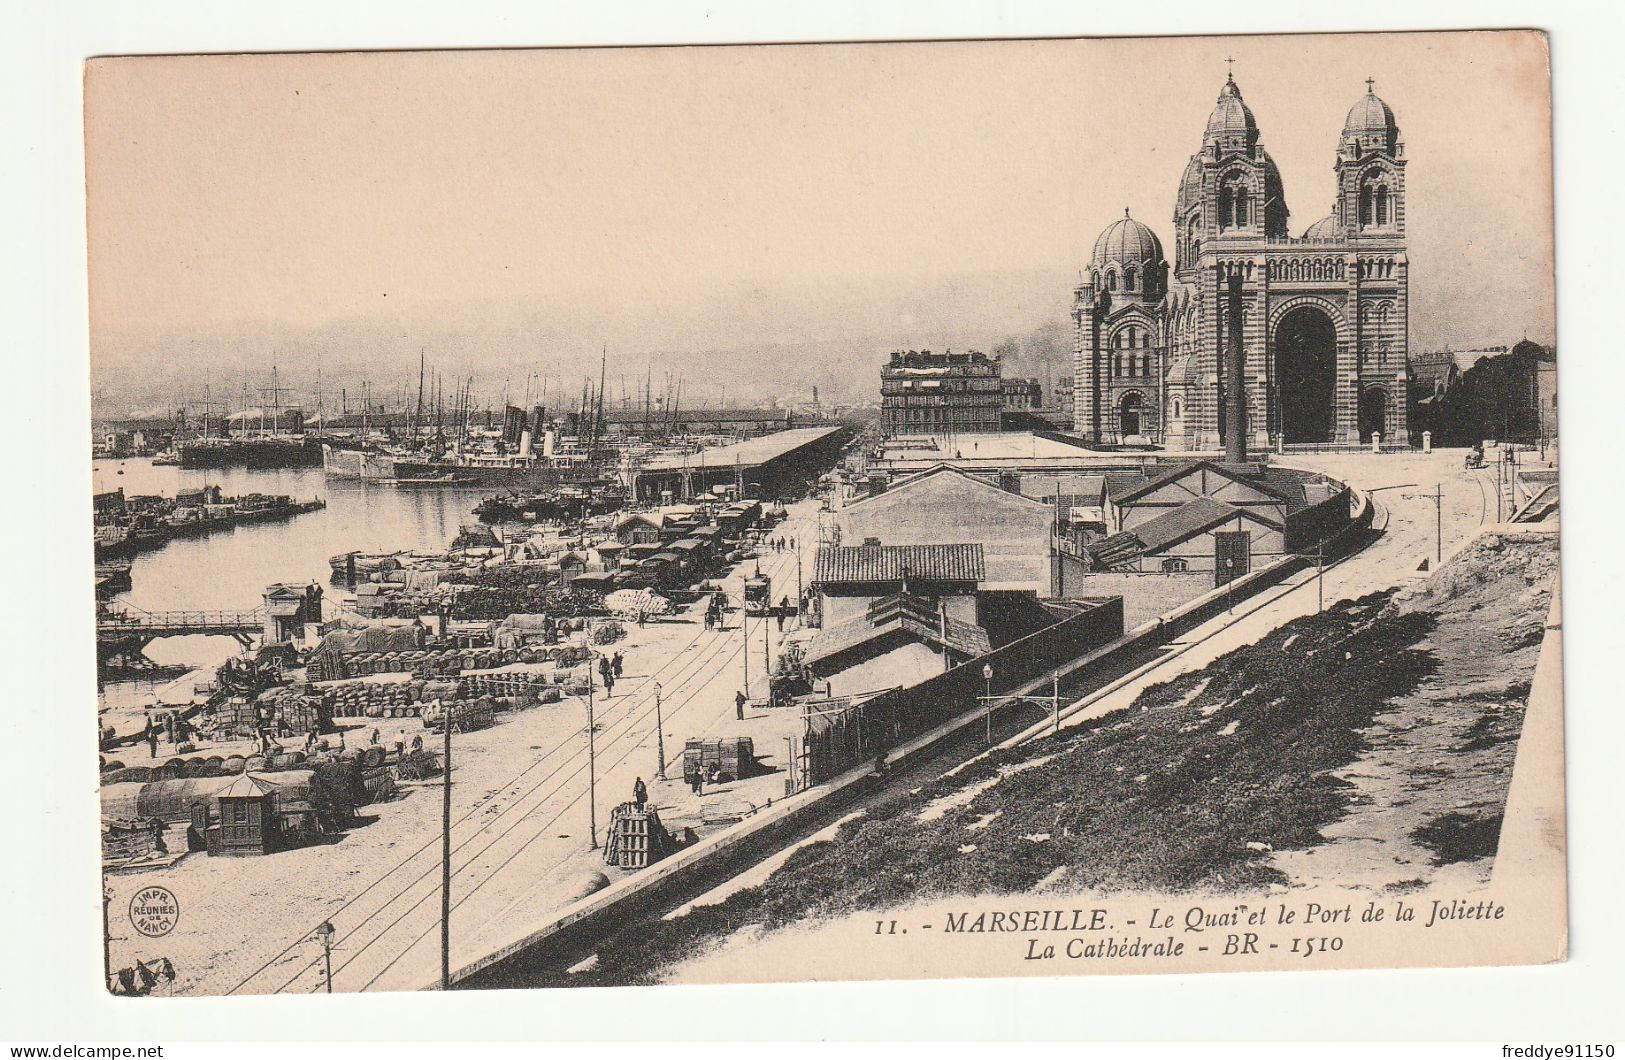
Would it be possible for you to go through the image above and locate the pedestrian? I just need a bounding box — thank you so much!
[612,651,624,678]
[633,776,648,809]
[369,727,381,746]
[703,609,714,632]
[736,689,747,721]
[603,671,615,697]
[692,768,704,796]
[776,610,785,633]
[145,716,158,759]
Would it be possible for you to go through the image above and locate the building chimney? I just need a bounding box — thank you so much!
[1224,272,1247,464]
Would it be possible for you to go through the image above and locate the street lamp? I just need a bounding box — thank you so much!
[982,663,994,745]
[654,681,666,781]
[315,920,336,993]
[585,650,599,850]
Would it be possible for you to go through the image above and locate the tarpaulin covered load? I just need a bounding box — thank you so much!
[604,588,675,619]
[403,568,449,593]
[493,613,557,649]
[100,769,354,829]
[306,621,427,681]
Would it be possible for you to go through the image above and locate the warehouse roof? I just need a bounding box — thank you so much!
[637,426,843,472]
[813,543,985,586]
[803,596,991,672]
[1087,496,1273,568]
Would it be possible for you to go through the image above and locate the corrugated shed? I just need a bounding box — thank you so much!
[813,543,985,586]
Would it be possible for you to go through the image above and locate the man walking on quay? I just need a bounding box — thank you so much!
[736,689,747,721]
[633,776,647,810]
[612,651,624,679]
[144,715,158,759]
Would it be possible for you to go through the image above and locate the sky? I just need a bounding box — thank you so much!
[84,30,1555,417]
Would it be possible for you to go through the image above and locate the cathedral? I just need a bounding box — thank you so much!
[1072,73,1410,451]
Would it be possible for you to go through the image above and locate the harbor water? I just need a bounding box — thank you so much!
[94,457,489,705]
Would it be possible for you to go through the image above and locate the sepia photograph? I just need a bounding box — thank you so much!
[15,2,1625,1043]
[76,29,1570,1000]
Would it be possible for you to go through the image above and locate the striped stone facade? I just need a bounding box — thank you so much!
[1074,76,1411,450]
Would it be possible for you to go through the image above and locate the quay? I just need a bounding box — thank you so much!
[93,486,326,561]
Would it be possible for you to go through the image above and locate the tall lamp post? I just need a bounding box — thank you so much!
[982,663,994,745]
[654,681,667,781]
[440,695,452,991]
[740,592,749,698]
[586,652,599,850]
[316,920,336,993]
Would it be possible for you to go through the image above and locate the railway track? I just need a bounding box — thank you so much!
[223,509,816,995]
[457,493,1414,988]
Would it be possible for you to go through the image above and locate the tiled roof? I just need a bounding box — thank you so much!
[803,597,991,671]
[813,543,985,586]
[1087,497,1251,567]
[846,463,1052,513]
[1134,496,1255,549]
[1108,460,1289,506]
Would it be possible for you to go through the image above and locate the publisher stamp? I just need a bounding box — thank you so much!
[129,886,179,938]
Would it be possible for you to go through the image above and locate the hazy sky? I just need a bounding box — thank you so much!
[85,31,1554,416]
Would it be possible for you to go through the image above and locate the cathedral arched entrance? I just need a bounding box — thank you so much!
[1118,391,1144,438]
[1273,305,1339,443]
[1359,386,1389,441]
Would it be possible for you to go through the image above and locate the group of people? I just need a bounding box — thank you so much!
[368,726,425,757]
[143,712,191,758]
[596,650,625,696]
[683,761,721,795]
[764,534,797,553]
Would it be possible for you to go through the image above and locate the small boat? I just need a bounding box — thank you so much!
[329,551,405,578]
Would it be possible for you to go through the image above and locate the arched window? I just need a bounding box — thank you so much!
[1360,184,1374,227]
[1235,186,1250,227]
[1161,557,1189,573]
[1218,185,1234,228]
[1107,270,1119,291]
[1124,266,1137,291]
[1376,185,1390,226]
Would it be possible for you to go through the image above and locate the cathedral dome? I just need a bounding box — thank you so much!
[1177,155,1204,211]
[1205,77,1258,140]
[1342,82,1399,151]
[1303,213,1341,240]
[1092,211,1164,270]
